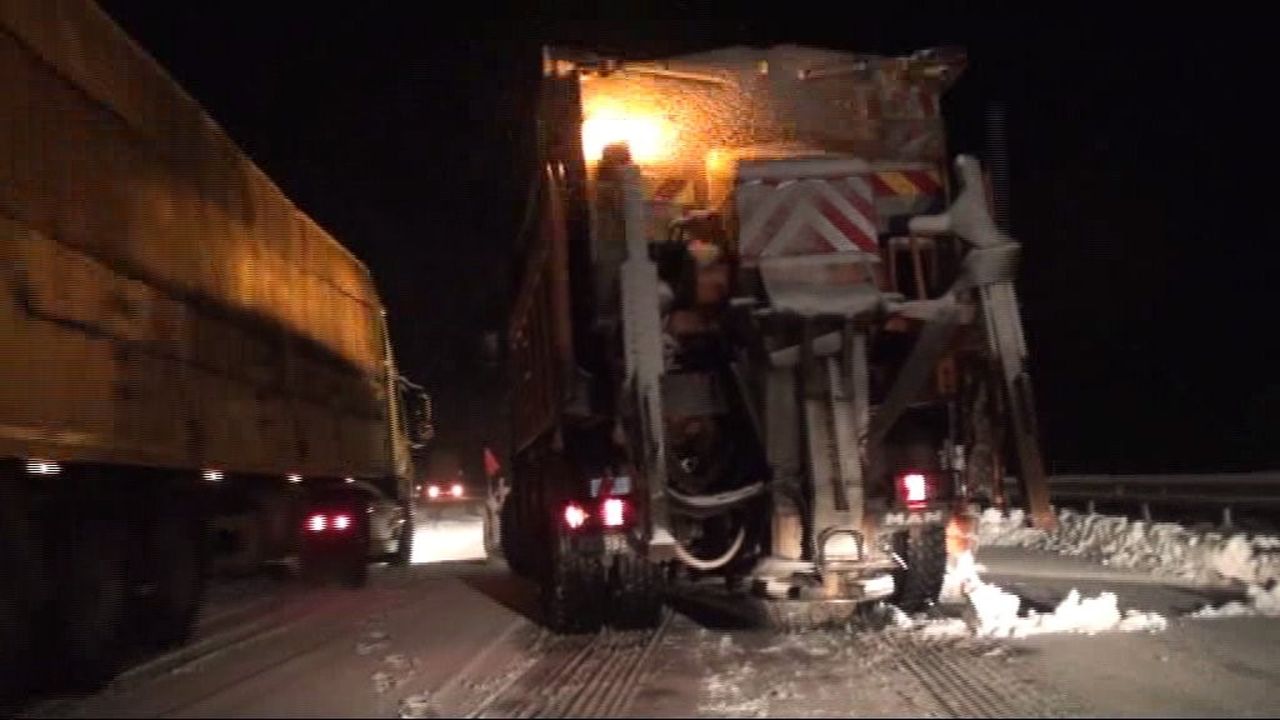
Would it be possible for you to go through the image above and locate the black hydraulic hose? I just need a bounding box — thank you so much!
[665,482,767,517]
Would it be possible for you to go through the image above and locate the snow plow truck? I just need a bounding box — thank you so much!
[494,44,1054,632]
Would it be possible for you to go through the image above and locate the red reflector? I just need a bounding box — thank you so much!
[564,503,587,529]
[901,472,929,508]
[333,514,352,531]
[307,514,327,532]
[602,498,625,527]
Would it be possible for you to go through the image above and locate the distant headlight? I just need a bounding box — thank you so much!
[427,485,440,499]
[450,484,464,498]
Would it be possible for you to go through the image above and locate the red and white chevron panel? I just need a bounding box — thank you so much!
[735,174,880,262]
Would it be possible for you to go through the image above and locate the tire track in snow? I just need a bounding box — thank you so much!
[472,612,671,718]
[882,632,1073,718]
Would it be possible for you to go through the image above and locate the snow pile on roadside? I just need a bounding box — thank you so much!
[890,550,1167,638]
[977,507,1280,589]
[1191,582,1280,618]
[966,585,1167,638]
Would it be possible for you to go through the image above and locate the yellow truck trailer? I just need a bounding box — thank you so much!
[0,0,428,693]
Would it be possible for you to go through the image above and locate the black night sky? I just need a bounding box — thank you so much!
[97,2,1277,475]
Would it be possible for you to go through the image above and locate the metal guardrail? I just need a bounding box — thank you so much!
[1001,472,1280,527]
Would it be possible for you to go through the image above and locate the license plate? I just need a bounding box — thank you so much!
[590,475,632,497]
[881,510,944,527]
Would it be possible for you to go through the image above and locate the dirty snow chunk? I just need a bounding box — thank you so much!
[967,582,1024,637]
[373,671,394,694]
[940,550,983,602]
[972,586,1167,638]
[384,654,412,671]
[1250,583,1280,615]
[1191,601,1255,618]
[1118,609,1169,632]
[356,640,391,656]
[978,508,1046,547]
[1192,583,1280,618]
[918,617,970,639]
[889,605,915,629]
[398,693,434,719]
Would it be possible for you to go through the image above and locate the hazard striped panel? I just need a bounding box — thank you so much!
[735,174,880,262]
[868,167,945,232]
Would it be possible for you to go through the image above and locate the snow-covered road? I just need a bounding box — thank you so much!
[18,513,1280,718]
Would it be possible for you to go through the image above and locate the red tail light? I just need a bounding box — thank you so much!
[564,503,588,529]
[307,512,354,533]
[898,472,930,510]
[602,498,626,527]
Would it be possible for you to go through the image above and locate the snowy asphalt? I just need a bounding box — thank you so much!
[17,508,1280,718]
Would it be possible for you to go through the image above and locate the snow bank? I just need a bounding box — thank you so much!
[978,507,1280,620]
[1191,582,1280,618]
[890,550,1167,638]
[978,507,1280,589]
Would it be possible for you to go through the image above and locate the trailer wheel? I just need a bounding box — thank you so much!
[499,494,526,575]
[389,511,414,566]
[483,501,503,561]
[890,525,947,613]
[608,555,664,630]
[0,476,40,699]
[343,516,371,589]
[542,544,604,634]
[142,507,208,649]
[61,507,129,688]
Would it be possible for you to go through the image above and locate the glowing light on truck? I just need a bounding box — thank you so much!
[563,503,588,529]
[580,96,675,165]
[602,498,626,527]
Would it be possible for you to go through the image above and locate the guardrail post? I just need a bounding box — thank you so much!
[1222,505,1233,530]
[1141,502,1152,524]
[1086,499,1096,516]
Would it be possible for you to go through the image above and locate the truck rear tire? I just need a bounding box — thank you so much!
[499,496,526,576]
[0,476,40,699]
[483,503,502,560]
[61,508,129,688]
[141,508,208,649]
[890,525,947,613]
[343,555,370,589]
[608,554,664,630]
[542,544,604,634]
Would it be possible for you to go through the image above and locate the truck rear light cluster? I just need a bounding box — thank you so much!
[564,503,588,529]
[897,471,932,510]
[562,498,631,530]
[307,512,353,533]
[602,498,626,527]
